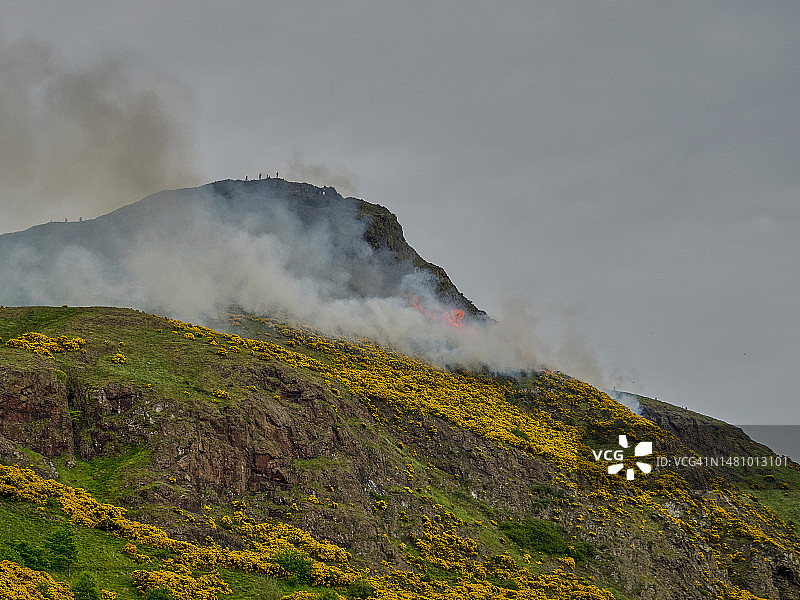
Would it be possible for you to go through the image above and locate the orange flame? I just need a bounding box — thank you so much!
[408,295,470,330]
[444,308,466,328]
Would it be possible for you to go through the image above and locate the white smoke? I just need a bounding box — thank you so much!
[0,181,607,383]
[605,390,644,416]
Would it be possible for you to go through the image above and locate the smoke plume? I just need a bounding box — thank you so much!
[0,31,607,383]
[0,33,198,233]
[0,180,608,384]
[605,390,644,416]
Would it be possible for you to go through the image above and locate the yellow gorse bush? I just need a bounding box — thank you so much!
[0,560,73,600]
[4,332,86,358]
[132,563,229,600]
[212,389,231,400]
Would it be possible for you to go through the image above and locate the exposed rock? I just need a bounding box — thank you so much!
[0,368,72,457]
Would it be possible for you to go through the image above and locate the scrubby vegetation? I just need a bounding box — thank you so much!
[0,306,798,599]
[499,518,595,563]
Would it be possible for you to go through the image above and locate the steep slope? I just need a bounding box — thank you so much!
[1,306,799,600]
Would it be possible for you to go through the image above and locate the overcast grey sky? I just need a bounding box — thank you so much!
[2,2,799,435]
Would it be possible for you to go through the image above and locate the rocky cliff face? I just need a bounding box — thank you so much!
[0,369,73,458]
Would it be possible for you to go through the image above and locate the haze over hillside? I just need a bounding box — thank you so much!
[0,179,603,381]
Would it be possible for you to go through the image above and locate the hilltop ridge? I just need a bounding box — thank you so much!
[0,178,484,320]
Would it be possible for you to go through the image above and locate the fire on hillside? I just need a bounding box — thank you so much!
[408,295,470,330]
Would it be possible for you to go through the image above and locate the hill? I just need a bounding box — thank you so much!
[1,305,799,600]
[0,178,484,321]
